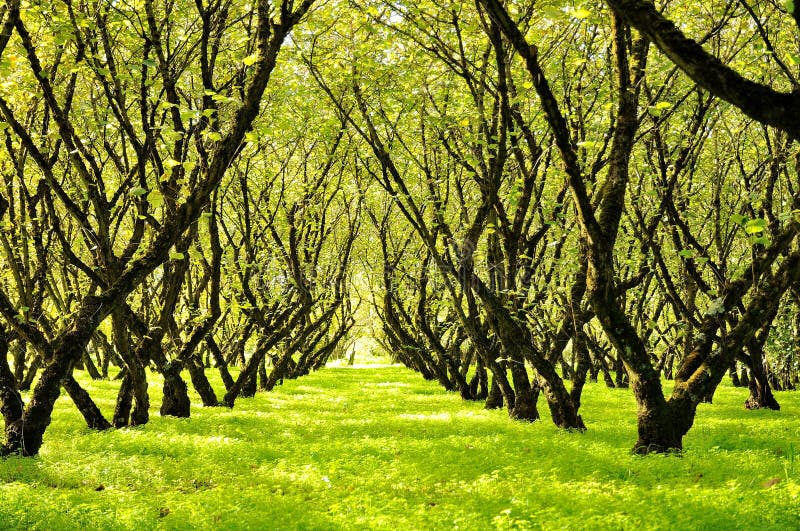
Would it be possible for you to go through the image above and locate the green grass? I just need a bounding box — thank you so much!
[1,365,799,530]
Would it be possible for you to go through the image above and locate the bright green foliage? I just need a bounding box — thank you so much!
[0,367,798,529]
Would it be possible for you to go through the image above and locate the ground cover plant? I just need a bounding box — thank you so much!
[3,1,800,529]
[0,364,798,530]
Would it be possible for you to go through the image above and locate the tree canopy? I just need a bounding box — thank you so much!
[1,0,800,458]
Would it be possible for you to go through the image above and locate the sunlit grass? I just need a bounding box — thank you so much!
[0,365,798,529]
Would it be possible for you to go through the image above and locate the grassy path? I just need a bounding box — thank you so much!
[0,365,799,529]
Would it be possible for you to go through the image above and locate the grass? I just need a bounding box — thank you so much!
[0,364,799,530]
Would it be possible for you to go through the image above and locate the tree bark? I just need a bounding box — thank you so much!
[187,357,218,407]
[62,375,112,430]
[112,372,133,429]
[160,365,191,418]
[0,326,24,454]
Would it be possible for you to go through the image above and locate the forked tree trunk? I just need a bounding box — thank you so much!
[629,346,703,454]
[632,396,696,454]
[745,373,780,411]
[2,316,96,456]
[743,319,780,410]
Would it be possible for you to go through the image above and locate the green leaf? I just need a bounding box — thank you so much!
[131,186,148,196]
[573,8,590,19]
[169,252,185,261]
[787,0,795,15]
[147,188,163,209]
[751,236,771,246]
[678,249,694,259]
[243,53,259,66]
[744,218,768,234]
[730,213,748,227]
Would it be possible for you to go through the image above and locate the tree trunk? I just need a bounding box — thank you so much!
[12,342,26,383]
[81,349,103,380]
[508,369,539,422]
[207,337,234,391]
[129,364,150,426]
[160,365,191,418]
[187,357,218,407]
[468,359,489,401]
[745,373,780,410]
[2,326,90,456]
[113,373,133,428]
[614,354,629,388]
[62,375,112,430]
[0,327,24,454]
[569,334,591,413]
[112,313,149,425]
[484,373,504,410]
[19,354,41,391]
[632,396,696,454]
[729,363,741,387]
[258,356,268,390]
[241,368,258,398]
